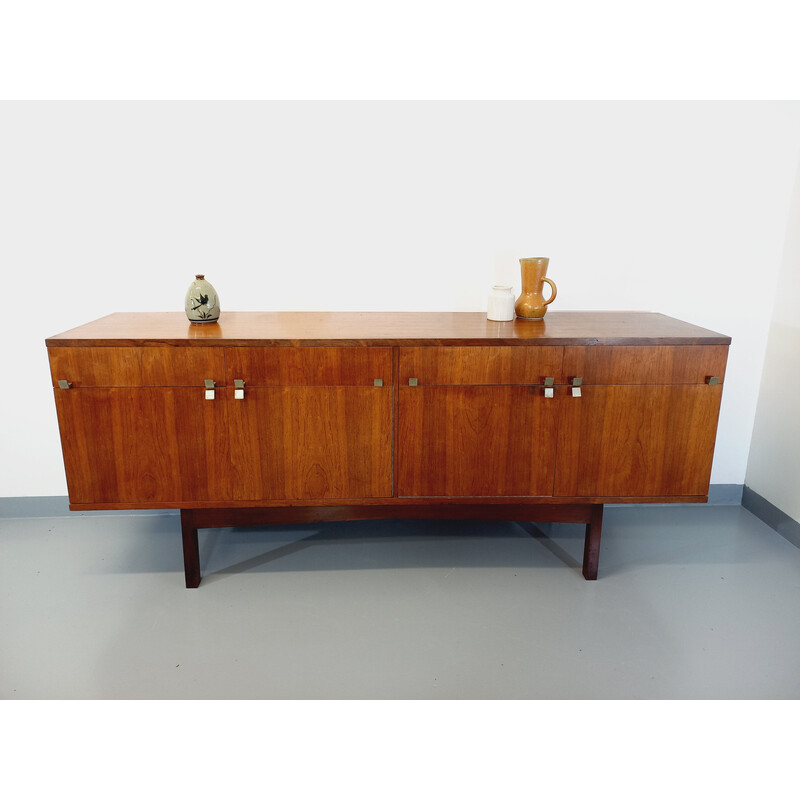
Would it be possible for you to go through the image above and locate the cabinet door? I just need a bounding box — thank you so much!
[554,384,723,497]
[397,386,558,497]
[53,388,232,504]
[226,347,393,501]
[229,387,392,500]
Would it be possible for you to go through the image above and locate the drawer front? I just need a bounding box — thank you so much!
[398,346,563,386]
[562,345,728,385]
[48,346,225,388]
[226,347,393,387]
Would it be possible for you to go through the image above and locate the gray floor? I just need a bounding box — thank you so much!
[1,504,798,699]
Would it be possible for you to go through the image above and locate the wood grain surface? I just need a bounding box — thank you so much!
[562,345,728,385]
[53,388,232,503]
[554,384,723,497]
[47,310,730,546]
[398,346,564,385]
[69,495,708,510]
[46,311,732,347]
[397,386,558,497]
[225,346,392,386]
[229,387,392,500]
[48,346,226,387]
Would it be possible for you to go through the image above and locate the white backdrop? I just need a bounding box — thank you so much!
[2,101,799,496]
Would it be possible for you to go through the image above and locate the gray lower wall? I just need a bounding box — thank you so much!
[3,485,797,552]
[742,485,800,549]
[0,486,746,518]
[707,484,744,505]
[0,496,178,518]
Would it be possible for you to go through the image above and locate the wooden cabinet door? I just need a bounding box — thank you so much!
[555,344,727,498]
[226,347,393,500]
[396,347,560,497]
[229,387,392,500]
[397,386,558,497]
[53,388,232,504]
[554,384,723,497]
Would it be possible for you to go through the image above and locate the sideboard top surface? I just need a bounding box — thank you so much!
[46,311,731,347]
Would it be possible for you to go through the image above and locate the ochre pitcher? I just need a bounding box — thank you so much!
[514,257,557,319]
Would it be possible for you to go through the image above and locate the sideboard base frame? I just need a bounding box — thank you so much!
[179,502,606,588]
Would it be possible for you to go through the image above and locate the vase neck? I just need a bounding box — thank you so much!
[520,259,548,292]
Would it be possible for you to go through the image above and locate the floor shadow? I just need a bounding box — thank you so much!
[516,521,582,571]
[198,518,586,584]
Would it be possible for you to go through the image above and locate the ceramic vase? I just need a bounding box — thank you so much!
[185,274,220,324]
[487,285,515,321]
[514,257,557,320]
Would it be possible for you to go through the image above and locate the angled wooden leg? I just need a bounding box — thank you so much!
[582,504,604,580]
[180,509,201,588]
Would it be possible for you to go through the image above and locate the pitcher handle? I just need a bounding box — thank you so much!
[542,277,557,306]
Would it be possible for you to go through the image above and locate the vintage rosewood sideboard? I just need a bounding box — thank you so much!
[46,311,730,587]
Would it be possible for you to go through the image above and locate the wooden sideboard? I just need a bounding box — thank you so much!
[46,311,730,586]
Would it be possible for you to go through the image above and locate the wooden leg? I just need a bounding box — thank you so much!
[582,504,604,580]
[180,510,201,588]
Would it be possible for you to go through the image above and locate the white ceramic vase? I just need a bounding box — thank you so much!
[487,285,515,321]
[185,274,220,324]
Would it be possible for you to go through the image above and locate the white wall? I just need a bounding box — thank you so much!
[745,153,800,522]
[2,101,799,497]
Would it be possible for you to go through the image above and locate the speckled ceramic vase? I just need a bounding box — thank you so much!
[514,257,556,320]
[184,274,220,324]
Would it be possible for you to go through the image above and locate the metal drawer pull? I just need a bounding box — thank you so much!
[408,378,418,386]
[57,380,72,390]
[706,376,720,385]
[374,378,383,387]
[572,377,582,397]
[543,377,554,398]
[204,379,215,400]
[234,379,245,399]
